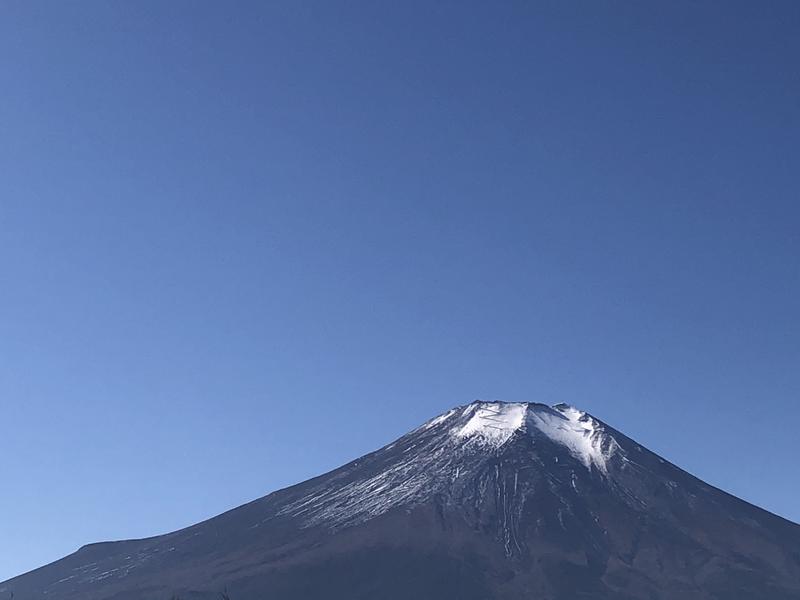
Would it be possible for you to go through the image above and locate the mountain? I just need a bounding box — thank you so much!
[3,401,800,600]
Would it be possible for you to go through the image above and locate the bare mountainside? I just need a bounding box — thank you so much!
[4,401,800,599]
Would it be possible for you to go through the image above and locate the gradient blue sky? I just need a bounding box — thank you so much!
[2,0,799,582]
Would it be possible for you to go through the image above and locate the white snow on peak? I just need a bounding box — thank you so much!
[446,401,619,470]
[528,404,617,473]
[454,402,527,447]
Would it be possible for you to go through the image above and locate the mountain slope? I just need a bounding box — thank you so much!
[3,401,800,599]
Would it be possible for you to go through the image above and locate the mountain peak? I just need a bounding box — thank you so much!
[423,400,617,473]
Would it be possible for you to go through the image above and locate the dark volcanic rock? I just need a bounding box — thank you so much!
[3,401,800,599]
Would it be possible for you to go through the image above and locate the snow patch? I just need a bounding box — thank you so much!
[528,405,617,473]
[454,402,527,447]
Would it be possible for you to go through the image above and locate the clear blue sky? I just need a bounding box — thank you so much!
[1,0,798,582]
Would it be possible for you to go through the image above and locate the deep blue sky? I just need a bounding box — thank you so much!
[2,0,799,582]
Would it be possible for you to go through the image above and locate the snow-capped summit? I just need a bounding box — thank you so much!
[4,400,800,600]
[431,400,619,472]
[273,400,628,531]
